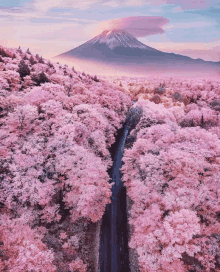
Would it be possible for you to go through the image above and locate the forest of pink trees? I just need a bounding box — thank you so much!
[0,45,132,271]
[1,43,220,272]
[120,76,220,271]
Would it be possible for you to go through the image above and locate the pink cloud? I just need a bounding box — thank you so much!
[93,16,170,37]
[167,0,212,10]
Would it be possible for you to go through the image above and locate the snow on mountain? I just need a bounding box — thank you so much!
[85,29,158,51]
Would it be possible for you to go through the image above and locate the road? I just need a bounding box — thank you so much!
[99,123,130,272]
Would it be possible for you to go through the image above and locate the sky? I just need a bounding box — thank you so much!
[0,0,220,62]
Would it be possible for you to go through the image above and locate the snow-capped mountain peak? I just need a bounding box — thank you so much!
[86,29,157,51]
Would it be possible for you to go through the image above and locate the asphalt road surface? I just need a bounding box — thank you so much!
[99,123,130,272]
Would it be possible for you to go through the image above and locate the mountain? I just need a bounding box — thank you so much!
[55,29,220,75]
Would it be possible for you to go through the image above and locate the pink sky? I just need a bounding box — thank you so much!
[0,0,219,62]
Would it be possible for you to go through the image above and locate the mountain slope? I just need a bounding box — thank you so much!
[55,29,220,74]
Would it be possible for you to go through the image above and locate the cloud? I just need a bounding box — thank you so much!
[167,0,212,10]
[24,0,100,12]
[28,0,168,12]
[123,0,167,6]
[2,0,214,13]
[102,1,120,7]
[32,0,213,11]
[92,16,170,37]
